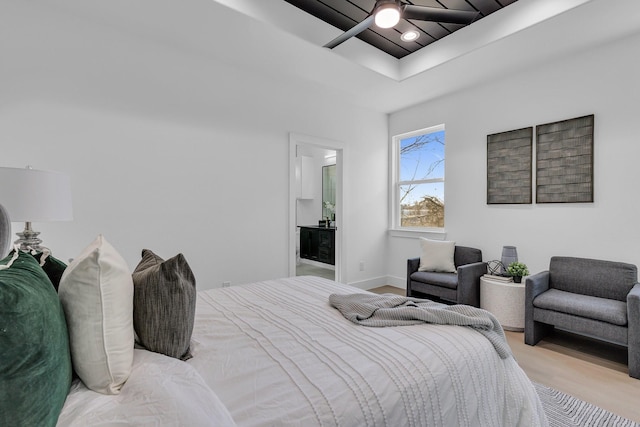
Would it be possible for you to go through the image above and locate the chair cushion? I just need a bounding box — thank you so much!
[533,289,627,326]
[410,271,458,290]
[549,256,637,301]
[418,238,456,273]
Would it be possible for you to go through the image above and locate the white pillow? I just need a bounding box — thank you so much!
[418,238,456,273]
[58,235,134,394]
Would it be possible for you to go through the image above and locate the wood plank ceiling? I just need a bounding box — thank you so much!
[284,0,518,58]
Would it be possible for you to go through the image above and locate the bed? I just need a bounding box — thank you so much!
[56,275,547,426]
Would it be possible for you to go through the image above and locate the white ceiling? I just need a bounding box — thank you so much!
[216,0,640,114]
[23,0,640,114]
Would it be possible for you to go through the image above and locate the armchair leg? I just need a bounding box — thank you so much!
[630,347,640,379]
[525,320,553,346]
[630,360,639,379]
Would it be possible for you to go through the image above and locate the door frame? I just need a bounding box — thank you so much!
[289,133,345,283]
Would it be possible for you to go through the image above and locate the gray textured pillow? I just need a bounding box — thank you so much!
[132,249,196,360]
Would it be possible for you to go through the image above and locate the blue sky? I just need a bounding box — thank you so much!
[400,130,445,205]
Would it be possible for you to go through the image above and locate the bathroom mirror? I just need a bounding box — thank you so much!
[322,164,336,221]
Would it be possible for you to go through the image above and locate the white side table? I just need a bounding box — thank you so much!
[480,276,526,331]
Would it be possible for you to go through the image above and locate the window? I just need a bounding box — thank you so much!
[391,124,445,230]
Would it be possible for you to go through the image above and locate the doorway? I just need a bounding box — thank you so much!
[289,133,344,283]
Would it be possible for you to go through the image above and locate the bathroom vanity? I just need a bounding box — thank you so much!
[299,226,335,265]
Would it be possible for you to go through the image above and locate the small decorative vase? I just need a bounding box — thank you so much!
[501,246,518,275]
[513,276,522,283]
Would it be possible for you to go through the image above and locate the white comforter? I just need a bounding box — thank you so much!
[57,276,547,426]
[189,276,547,427]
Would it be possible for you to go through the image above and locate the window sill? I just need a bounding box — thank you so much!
[388,228,447,239]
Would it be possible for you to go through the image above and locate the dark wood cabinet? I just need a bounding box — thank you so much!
[299,227,317,261]
[299,226,335,265]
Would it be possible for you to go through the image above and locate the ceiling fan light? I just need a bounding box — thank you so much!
[400,30,420,42]
[374,3,401,29]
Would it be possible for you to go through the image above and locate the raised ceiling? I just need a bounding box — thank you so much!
[283,0,518,58]
[27,0,640,113]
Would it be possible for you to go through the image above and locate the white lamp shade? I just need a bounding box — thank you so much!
[0,167,73,222]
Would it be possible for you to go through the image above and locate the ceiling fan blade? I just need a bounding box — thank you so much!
[324,15,375,49]
[402,5,479,25]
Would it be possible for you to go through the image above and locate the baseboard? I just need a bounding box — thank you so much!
[347,276,388,290]
[347,275,406,291]
[386,275,406,289]
[298,259,336,270]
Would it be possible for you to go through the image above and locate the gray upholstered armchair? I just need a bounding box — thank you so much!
[407,246,485,307]
[525,256,640,379]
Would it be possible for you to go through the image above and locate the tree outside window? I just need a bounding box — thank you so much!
[393,125,445,229]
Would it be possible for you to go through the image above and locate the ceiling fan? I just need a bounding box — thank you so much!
[324,0,480,49]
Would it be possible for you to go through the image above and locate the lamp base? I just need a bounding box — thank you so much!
[14,222,47,252]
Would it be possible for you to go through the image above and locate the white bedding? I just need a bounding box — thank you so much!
[57,276,547,426]
[57,350,236,426]
[188,276,547,427]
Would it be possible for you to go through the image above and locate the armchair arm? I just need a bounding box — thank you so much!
[406,258,421,297]
[524,270,551,345]
[628,283,640,314]
[525,271,550,303]
[407,257,420,275]
[457,261,487,307]
[628,283,640,378]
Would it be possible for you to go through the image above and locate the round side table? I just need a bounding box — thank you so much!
[480,276,526,331]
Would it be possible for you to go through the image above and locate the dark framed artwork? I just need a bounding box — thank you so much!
[536,114,594,203]
[487,127,533,204]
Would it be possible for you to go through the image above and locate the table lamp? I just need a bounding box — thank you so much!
[0,166,73,251]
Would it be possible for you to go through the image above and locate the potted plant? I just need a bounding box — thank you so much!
[507,261,529,283]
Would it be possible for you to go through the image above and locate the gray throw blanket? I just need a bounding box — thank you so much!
[329,293,511,359]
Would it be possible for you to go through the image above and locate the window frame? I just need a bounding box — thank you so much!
[389,124,446,236]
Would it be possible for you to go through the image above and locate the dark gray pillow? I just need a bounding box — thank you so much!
[132,249,196,360]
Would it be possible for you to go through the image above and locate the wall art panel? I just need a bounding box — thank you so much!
[536,114,594,203]
[487,127,533,204]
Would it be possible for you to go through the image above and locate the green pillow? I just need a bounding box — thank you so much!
[35,252,67,291]
[0,251,72,427]
[9,250,68,291]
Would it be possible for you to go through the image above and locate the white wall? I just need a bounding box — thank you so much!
[0,2,389,290]
[387,30,640,286]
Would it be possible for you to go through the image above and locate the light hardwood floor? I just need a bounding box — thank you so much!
[370,285,640,423]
